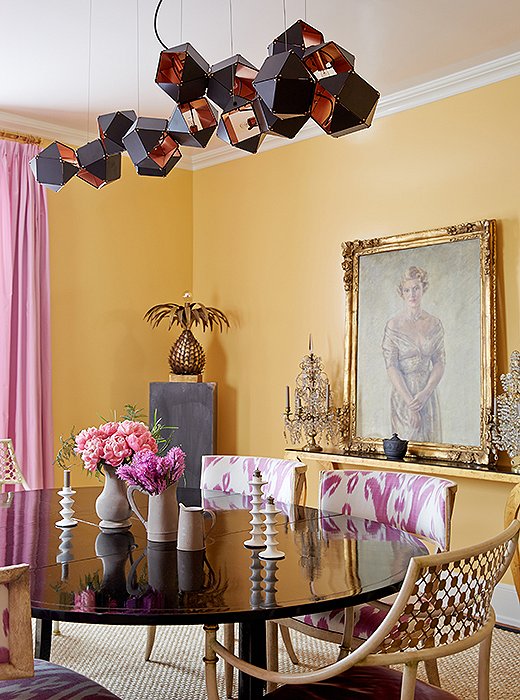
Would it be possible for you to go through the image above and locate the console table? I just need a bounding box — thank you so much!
[285,448,520,601]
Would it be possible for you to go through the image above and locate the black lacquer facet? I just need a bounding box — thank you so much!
[207,54,258,111]
[268,19,324,58]
[312,71,380,137]
[122,117,181,176]
[98,110,137,154]
[76,138,121,189]
[254,51,315,119]
[168,98,218,148]
[155,43,210,103]
[29,141,78,192]
[256,98,309,139]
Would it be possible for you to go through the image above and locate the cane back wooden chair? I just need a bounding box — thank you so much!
[0,563,121,698]
[145,454,307,696]
[277,469,457,687]
[204,520,520,700]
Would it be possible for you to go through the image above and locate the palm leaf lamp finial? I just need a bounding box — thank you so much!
[144,292,230,376]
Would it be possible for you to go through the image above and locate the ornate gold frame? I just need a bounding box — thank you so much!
[342,220,496,465]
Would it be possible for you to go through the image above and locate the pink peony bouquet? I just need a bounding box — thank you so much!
[75,420,158,473]
[116,446,186,496]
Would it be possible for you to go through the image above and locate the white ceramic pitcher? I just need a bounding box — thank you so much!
[127,482,179,543]
[177,503,216,551]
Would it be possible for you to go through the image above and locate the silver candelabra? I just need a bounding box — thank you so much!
[492,350,520,473]
[284,335,340,452]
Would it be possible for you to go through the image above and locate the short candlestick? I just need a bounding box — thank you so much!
[259,496,285,560]
[55,487,78,528]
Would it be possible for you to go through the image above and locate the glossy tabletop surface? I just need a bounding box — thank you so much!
[0,487,427,625]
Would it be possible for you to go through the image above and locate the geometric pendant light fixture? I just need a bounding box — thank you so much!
[76,139,122,189]
[122,117,182,176]
[29,142,79,192]
[312,71,380,137]
[29,1,379,192]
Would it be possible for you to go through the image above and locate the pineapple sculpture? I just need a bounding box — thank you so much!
[144,292,230,376]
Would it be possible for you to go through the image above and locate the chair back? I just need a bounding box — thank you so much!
[0,564,33,680]
[319,470,457,551]
[373,518,520,658]
[201,455,306,505]
[504,482,520,601]
[0,440,29,491]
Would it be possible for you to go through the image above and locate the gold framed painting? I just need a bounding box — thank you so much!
[342,220,496,465]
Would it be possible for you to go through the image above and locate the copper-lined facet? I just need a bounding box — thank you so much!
[217,99,267,154]
[29,141,78,192]
[303,42,355,79]
[312,71,380,137]
[77,138,122,189]
[155,43,209,104]
[268,19,324,58]
[168,98,218,148]
[122,117,181,176]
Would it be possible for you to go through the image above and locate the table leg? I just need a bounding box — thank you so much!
[238,619,266,700]
[34,618,52,660]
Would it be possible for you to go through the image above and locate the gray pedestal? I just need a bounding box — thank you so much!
[149,382,217,489]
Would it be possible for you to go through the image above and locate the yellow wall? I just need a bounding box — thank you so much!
[47,157,193,486]
[192,77,520,580]
[45,78,520,582]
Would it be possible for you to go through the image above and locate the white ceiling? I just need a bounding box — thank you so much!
[1,0,520,162]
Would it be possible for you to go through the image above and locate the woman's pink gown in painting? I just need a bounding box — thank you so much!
[382,313,445,442]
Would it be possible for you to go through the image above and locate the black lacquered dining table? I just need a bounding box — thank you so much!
[0,486,427,699]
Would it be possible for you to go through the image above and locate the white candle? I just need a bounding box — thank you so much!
[64,469,71,489]
[286,385,290,411]
[309,334,313,354]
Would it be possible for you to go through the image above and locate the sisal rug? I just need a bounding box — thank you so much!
[48,622,519,700]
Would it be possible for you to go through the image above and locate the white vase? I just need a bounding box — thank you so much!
[127,481,179,542]
[95,465,132,530]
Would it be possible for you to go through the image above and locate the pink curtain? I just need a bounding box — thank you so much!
[0,140,53,489]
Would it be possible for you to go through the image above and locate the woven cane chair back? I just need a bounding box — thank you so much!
[374,520,518,657]
[0,440,29,490]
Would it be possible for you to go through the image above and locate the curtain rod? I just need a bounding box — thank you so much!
[0,130,41,146]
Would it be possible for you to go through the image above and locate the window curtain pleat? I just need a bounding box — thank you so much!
[0,139,53,489]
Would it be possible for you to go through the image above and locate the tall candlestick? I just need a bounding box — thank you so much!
[64,469,70,489]
[286,385,290,411]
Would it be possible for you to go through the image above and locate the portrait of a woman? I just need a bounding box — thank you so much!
[381,266,446,442]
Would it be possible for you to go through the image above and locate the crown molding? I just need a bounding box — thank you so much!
[1,51,519,173]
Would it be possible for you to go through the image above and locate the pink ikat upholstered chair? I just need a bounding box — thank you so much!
[200,454,307,506]
[277,469,457,688]
[0,563,122,699]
